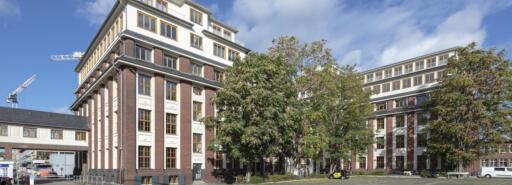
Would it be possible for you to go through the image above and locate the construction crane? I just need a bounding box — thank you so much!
[50,51,83,61]
[6,74,37,108]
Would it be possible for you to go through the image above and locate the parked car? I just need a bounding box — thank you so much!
[328,169,350,180]
[480,167,512,178]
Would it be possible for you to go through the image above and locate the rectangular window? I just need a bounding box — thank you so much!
[403,78,411,88]
[193,87,202,96]
[23,127,37,138]
[160,21,177,40]
[135,45,152,62]
[169,176,178,185]
[75,131,86,141]
[193,133,202,153]
[417,155,427,170]
[51,129,63,140]
[0,125,7,136]
[376,137,385,149]
[396,135,405,148]
[166,147,177,169]
[392,81,400,91]
[415,61,424,71]
[215,152,223,169]
[436,71,445,81]
[382,83,390,92]
[404,64,413,73]
[366,74,374,83]
[395,98,406,108]
[191,63,202,76]
[359,157,366,169]
[190,33,203,50]
[418,111,429,126]
[372,85,380,95]
[377,118,385,130]
[213,43,226,59]
[140,0,153,6]
[138,74,151,96]
[214,70,224,82]
[228,49,240,62]
[417,133,427,147]
[396,156,405,170]
[426,57,436,68]
[376,102,387,111]
[395,115,405,127]
[190,8,203,25]
[156,0,167,12]
[138,146,151,168]
[425,73,435,83]
[138,109,151,132]
[384,69,392,78]
[165,81,177,101]
[394,66,402,76]
[376,156,385,169]
[163,55,177,69]
[438,54,449,65]
[137,11,156,32]
[141,176,152,185]
[223,30,232,40]
[166,113,177,135]
[413,76,423,86]
[375,71,382,80]
[416,94,429,105]
[193,102,202,122]
[212,24,222,35]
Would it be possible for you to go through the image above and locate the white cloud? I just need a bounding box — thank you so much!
[77,0,116,26]
[0,0,20,20]
[222,0,510,70]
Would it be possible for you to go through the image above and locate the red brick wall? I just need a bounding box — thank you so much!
[367,118,374,170]
[180,81,193,183]
[406,112,415,170]
[386,115,393,172]
[121,67,137,183]
[204,88,216,183]
[154,74,165,170]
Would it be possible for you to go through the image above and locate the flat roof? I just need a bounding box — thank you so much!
[0,107,88,130]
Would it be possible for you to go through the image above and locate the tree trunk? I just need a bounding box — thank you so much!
[246,163,252,183]
[260,157,265,176]
[279,154,286,174]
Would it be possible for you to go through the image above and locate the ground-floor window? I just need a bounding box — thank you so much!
[215,152,223,169]
[417,155,427,170]
[359,157,366,169]
[141,176,152,185]
[395,156,405,170]
[377,156,385,169]
[138,146,151,168]
[169,176,178,185]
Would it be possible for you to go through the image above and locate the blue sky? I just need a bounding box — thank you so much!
[0,0,511,113]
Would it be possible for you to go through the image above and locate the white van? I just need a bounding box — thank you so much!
[480,167,512,178]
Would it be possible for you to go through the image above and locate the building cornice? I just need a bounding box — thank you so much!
[361,47,459,74]
[202,30,250,53]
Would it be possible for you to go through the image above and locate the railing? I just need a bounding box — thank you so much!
[67,175,120,185]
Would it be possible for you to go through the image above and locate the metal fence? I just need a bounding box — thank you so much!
[66,175,120,185]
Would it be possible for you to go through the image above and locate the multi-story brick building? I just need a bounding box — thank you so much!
[69,0,249,184]
[354,48,455,172]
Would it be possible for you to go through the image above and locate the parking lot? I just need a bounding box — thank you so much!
[263,176,512,185]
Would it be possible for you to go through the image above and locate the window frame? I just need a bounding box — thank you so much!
[228,49,240,62]
[193,101,202,122]
[50,129,63,140]
[0,125,7,136]
[75,131,86,141]
[160,20,178,41]
[138,74,152,96]
[23,127,37,138]
[138,109,152,132]
[137,11,156,32]
[166,113,177,135]
[213,43,226,59]
[377,118,385,130]
[165,80,177,101]
[193,133,202,153]
[395,114,405,127]
[138,146,151,169]
[396,135,405,148]
[190,62,202,77]
[190,33,203,50]
[190,8,203,25]
[166,147,177,169]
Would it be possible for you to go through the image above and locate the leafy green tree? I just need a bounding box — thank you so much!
[269,36,372,173]
[425,43,512,172]
[204,53,298,181]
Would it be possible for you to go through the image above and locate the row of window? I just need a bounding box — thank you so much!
[373,155,430,169]
[375,132,427,150]
[135,45,225,81]
[0,125,86,141]
[138,73,220,99]
[481,159,512,168]
[365,54,449,83]
[137,133,201,168]
[136,11,241,61]
[138,103,202,133]
[365,71,444,95]
[374,94,429,111]
[374,112,430,129]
